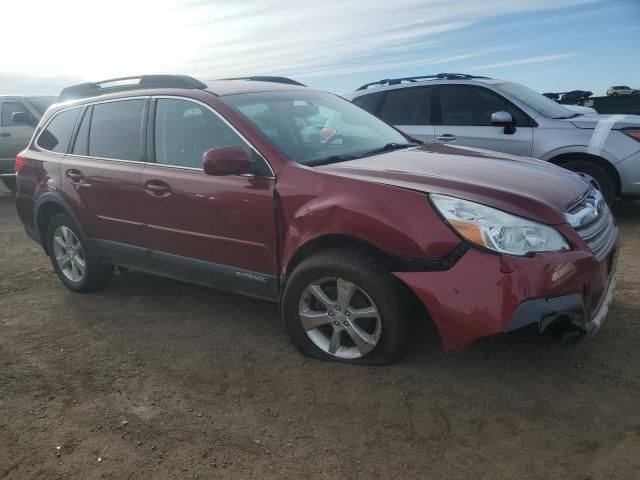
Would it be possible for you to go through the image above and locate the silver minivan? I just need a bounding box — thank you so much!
[346,74,640,204]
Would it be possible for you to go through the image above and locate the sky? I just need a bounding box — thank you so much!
[1,0,638,97]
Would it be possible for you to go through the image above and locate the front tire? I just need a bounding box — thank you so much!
[561,160,616,205]
[46,213,113,293]
[282,249,410,365]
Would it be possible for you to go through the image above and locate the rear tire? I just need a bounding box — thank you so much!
[561,160,616,205]
[2,177,16,193]
[46,213,113,293]
[282,248,410,365]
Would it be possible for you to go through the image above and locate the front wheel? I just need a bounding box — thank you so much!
[282,249,410,365]
[561,160,616,205]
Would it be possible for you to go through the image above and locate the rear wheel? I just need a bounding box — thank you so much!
[2,177,16,193]
[561,160,616,205]
[46,213,113,293]
[282,249,410,365]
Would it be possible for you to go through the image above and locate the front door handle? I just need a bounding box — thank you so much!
[65,169,84,183]
[0,132,10,138]
[144,180,172,197]
[436,134,456,143]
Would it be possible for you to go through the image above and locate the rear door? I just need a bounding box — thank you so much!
[377,86,435,143]
[60,98,150,268]
[434,85,533,156]
[140,97,278,298]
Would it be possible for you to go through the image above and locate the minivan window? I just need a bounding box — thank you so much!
[379,87,431,125]
[89,100,144,161]
[153,98,270,174]
[352,92,384,115]
[36,107,81,153]
[1,101,29,126]
[440,86,528,126]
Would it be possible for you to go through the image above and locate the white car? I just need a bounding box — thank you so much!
[607,86,639,96]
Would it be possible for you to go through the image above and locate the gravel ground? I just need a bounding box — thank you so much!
[1,187,639,480]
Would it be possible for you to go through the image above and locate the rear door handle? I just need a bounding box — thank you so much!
[144,180,172,197]
[65,169,84,182]
[436,134,456,142]
[0,133,10,138]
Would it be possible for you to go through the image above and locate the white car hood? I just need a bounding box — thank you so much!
[569,114,640,130]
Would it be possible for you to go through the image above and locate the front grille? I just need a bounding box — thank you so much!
[566,188,617,261]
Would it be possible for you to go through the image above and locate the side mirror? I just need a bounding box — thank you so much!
[203,146,251,176]
[11,111,31,125]
[491,111,516,134]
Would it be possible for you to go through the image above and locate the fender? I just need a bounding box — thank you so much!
[540,145,618,165]
[34,192,92,255]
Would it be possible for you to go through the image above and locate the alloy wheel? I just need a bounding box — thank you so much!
[52,225,86,282]
[298,277,382,359]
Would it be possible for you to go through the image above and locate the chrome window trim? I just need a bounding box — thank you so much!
[151,95,275,178]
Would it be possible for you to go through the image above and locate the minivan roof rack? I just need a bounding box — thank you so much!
[356,73,492,91]
[218,76,306,86]
[58,75,208,102]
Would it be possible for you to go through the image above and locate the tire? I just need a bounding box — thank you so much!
[2,177,16,193]
[612,92,618,96]
[282,248,410,365]
[46,213,113,293]
[561,159,616,205]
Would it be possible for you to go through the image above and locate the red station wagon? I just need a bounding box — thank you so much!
[15,75,619,364]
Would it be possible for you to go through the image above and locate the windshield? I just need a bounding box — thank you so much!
[222,91,411,165]
[25,96,57,114]
[497,82,575,119]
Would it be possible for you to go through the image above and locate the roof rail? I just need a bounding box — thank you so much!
[58,75,208,102]
[356,73,492,91]
[218,76,306,87]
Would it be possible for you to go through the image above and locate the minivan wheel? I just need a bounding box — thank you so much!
[282,249,409,365]
[562,160,615,205]
[46,213,113,293]
[2,177,17,193]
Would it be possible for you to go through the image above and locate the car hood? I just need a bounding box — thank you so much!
[568,113,640,129]
[318,144,590,225]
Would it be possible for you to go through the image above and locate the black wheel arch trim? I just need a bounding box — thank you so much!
[33,192,92,256]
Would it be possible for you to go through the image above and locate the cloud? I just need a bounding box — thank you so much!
[466,53,578,71]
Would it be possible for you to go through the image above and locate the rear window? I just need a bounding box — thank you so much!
[88,100,145,161]
[36,107,81,153]
[351,92,384,115]
[379,87,431,125]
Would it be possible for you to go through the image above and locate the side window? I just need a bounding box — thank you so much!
[1,101,30,126]
[351,92,384,115]
[154,98,270,175]
[89,100,144,161]
[72,107,91,156]
[379,87,431,125]
[36,108,81,153]
[440,86,529,126]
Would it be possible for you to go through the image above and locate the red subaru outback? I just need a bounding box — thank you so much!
[15,75,618,364]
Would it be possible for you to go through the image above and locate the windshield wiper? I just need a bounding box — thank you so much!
[360,142,417,157]
[304,154,361,167]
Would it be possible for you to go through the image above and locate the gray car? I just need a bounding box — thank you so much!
[0,95,57,191]
[346,74,640,204]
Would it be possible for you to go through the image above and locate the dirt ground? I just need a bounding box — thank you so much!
[0,187,639,480]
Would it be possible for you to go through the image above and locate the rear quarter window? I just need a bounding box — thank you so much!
[36,107,81,153]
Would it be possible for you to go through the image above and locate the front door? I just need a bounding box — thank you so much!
[434,85,533,156]
[0,100,34,167]
[140,97,279,299]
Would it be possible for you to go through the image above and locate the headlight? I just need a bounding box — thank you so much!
[431,194,569,256]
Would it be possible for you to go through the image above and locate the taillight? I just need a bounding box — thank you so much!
[623,129,640,142]
[15,152,27,173]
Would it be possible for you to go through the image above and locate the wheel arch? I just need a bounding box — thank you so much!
[34,193,90,255]
[547,152,621,196]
